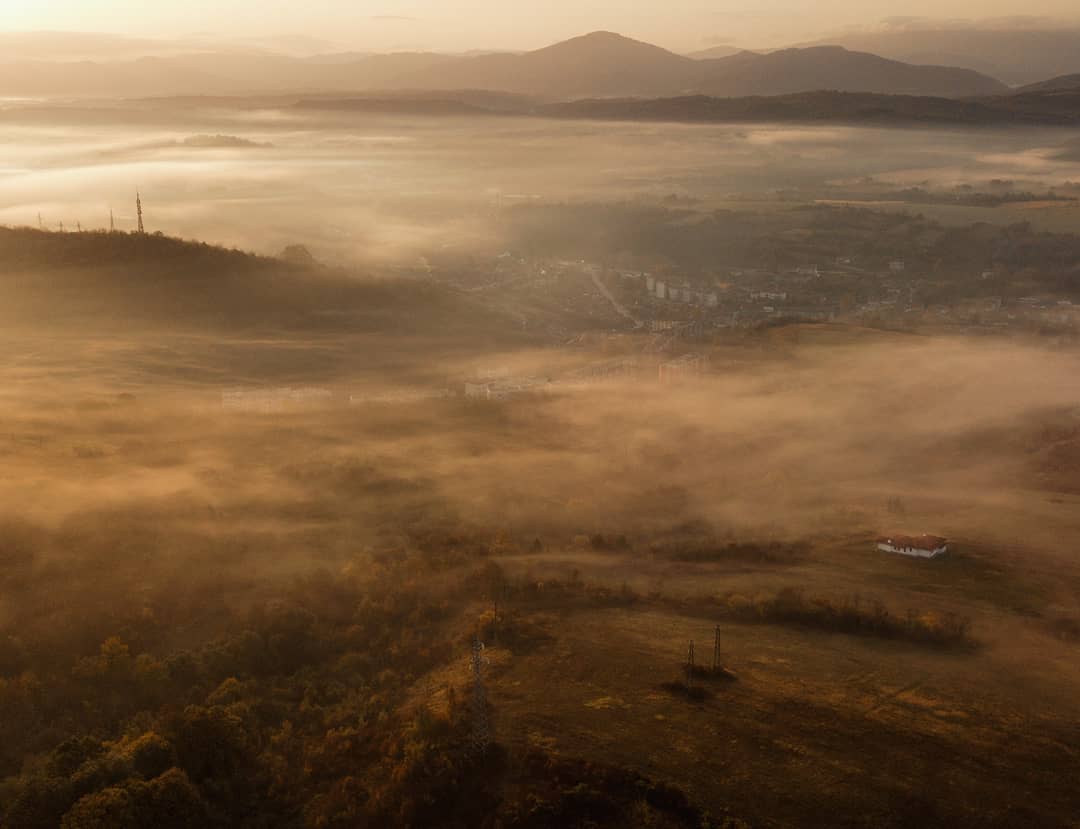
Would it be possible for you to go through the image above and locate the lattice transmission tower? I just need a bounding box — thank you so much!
[469,636,490,753]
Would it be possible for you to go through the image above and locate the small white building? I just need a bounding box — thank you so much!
[465,377,549,401]
[877,534,949,559]
[464,382,494,400]
[658,353,707,383]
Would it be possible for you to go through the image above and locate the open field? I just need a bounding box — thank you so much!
[2,290,1080,824]
[485,597,1080,828]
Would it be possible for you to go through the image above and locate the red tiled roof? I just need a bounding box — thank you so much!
[877,534,948,550]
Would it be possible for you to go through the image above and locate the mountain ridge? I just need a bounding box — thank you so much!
[1016,73,1080,94]
[0,31,1009,100]
[796,26,1080,86]
[534,88,1080,126]
[695,45,1006,98]
[294,85,1080,126]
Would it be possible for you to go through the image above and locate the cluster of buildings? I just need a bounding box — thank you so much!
[639,274,719,308]
[608,255,1079,335]
[610,264,842,328]
[451,246,1080,344]
[464,377,551,400]
[218,353,704,414]
[348,388,454,406]
[459,353,709,402]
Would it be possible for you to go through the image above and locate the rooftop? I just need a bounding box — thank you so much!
[877,534,948,550]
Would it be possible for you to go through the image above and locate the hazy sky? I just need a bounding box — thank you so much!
[1,1,1079,52]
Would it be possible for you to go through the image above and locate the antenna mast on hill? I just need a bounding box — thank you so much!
[136,191,145,235]
[110,209,115,233]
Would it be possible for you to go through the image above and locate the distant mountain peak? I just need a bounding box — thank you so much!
[536,30,681,56]
[577,30,625,40]
[568,31,640,44]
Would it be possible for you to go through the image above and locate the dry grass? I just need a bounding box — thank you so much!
[483,597,1080,828]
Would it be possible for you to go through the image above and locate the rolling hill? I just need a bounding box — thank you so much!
[0,31,1008,100]
[686,45,745,60]
[297,85,1080,127]
[0,227,521,338]
[535,88,1080,126]
[398,33,1007,99]
[396,31,703,98]
[1017,74,1080,94]
[539,92,996,125]
[697,46,1007,98]
[797,25,1080,86]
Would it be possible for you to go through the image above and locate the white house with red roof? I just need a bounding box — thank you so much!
[877,534,949,559]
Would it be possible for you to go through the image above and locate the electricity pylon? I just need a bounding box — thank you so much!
[470,636,490,753]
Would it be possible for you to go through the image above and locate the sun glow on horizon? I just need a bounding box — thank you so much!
[0,2,44,30]
[1,1,1080,54]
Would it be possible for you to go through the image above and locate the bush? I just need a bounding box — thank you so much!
[60,768,209,829]
[716,588,975,648]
